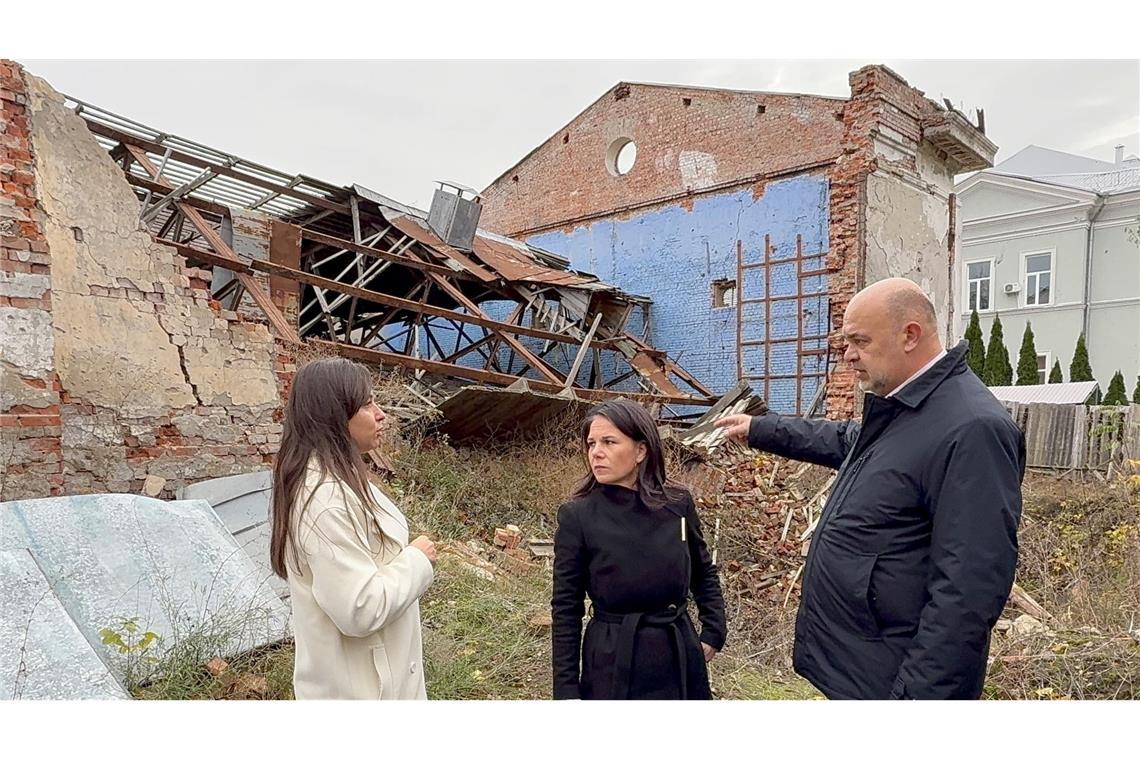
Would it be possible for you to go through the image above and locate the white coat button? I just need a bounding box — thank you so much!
[410,662,418,674]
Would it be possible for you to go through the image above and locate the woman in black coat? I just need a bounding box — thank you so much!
[551,399,727,700]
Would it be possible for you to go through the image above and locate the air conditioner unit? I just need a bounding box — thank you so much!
[1003,282,1021,295]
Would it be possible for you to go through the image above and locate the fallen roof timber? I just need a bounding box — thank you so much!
[251,257,611,349]
[301,228,469,279]
[126,145,299,344]
[317,340,716,406]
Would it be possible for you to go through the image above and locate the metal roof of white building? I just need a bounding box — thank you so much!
[988,381,1100,405]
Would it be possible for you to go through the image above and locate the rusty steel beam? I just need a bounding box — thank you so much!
[314,340,716,407]
[301,229,466,280]
[437,333,497,365]
[128,145,300,344]
[421,271,564,385]
[154,239,253,275]
[250,259,611,350]
[125,174,229,217]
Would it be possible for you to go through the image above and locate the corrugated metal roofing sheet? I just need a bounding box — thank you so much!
[429,383,594,442]
[71,101,649,305]
[987,381,1100,405]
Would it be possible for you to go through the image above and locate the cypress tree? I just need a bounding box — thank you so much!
[1070,333,1093,382]
[983,315,1013,386]
[1048,359,1063,384]
[1015,322,1040,385]
[964,310,986,378]
[1103,371,1128,405]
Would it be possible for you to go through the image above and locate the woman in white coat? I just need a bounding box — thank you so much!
[269,357,437,699]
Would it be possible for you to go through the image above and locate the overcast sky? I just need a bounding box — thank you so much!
[19,59,1140,211]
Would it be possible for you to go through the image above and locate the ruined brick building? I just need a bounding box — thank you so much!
[481,65,998,417]
[1,61,997,503]
[1,61,714,501]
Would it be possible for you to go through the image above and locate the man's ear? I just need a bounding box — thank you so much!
[903,320,923,352]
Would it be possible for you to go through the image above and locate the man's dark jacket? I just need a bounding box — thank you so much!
[749,342,1025,699]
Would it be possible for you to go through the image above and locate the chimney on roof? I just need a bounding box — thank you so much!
[427,181,482,252]
[1115,144,1125,165]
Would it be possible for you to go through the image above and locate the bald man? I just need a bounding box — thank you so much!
[716,278,1025,700]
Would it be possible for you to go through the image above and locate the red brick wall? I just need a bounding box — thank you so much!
[1,61,64,498]
[480,84,846,237]
[1,60,297,500]
[822,65,959,419]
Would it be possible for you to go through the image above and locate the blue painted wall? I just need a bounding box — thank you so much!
[525,176,832,412]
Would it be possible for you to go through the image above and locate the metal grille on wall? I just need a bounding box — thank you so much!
[736,234,832,415]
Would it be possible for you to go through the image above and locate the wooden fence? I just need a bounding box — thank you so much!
[1002,403,1140,471]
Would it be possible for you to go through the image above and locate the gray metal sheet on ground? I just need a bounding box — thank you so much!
[0,549,129,700]
[0,494,290,684]
[178,470,286,599]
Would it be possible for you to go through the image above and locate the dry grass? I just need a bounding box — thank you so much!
[984,467,1140,699]
[390,417,586,543]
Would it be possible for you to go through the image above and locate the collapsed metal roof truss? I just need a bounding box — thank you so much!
[70,98,716,408]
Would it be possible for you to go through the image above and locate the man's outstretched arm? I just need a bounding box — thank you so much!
[715,413,861,470]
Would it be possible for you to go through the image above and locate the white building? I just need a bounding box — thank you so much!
[956,145,1139,392]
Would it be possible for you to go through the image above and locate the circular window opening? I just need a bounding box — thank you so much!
[606,137,637,176]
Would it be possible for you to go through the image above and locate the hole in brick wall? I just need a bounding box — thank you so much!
[682,97,692,107]
[563,134,570,144]
[712,279,737,308]
[512,175,519,183]
[834,110,844,121]
[614,84,631,101]
[72,226,83,242]
[606,137,637,177]
[757,104,767,115]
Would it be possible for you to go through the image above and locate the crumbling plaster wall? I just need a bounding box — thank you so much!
[856,81,959,346]
[863,164,955,338]
[1,63,289,500]
[824,66,973,417]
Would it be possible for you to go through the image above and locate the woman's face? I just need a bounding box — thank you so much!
[347,398,386,453]
[585,415,646,490]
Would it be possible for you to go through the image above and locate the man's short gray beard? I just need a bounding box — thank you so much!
[858,379,885,396]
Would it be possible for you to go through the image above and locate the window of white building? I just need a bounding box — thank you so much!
[1024,252,1053,306]
[965,259,993,312]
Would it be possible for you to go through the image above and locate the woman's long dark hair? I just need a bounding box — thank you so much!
[571,398,685,509]
[269,357,383,578]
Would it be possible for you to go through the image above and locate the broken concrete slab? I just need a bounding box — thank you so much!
[178,470,287,600]
[0,494,290,685]
[0,550,129,700]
